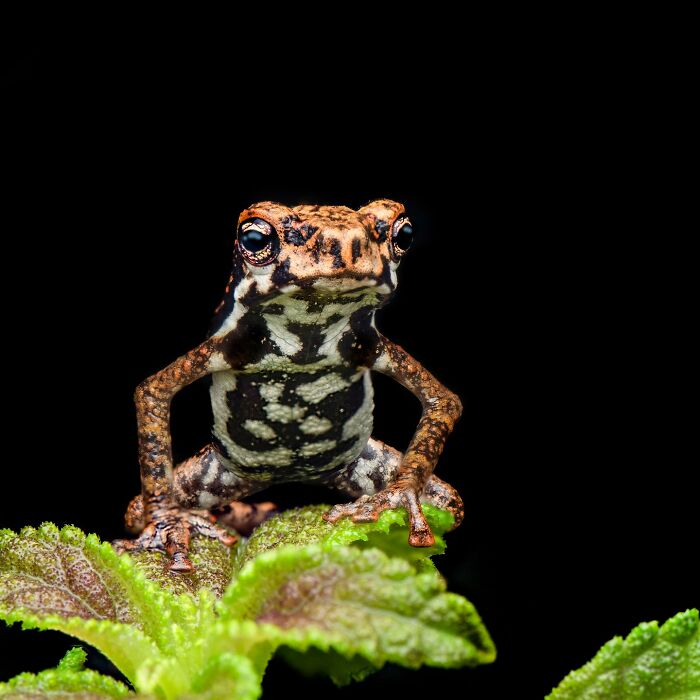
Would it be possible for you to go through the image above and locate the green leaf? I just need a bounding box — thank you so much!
[548,608,700,699]
[0,524,182,639]
[0,524,190,688]
[221,543,495,680]
[234,504,453,574]
[0,524,143,624]
[0,647,132,698]
[185,653,263,700]
[1,508,493,699]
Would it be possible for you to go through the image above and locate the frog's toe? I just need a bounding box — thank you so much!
[350,507,380,523]
[160,511,237,572]
[398,487,436,548]
[324,495,394,524]
[184,511,238,546]
[213,500,278,536]
[113,522,164,556]
[124,495,145,533]
[324,495,369,523]
[323,505,347,524]
[168,551,195,572]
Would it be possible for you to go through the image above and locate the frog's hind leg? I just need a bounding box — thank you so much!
[124,443,275,537]
[175,444,278,535]
[326,438,464,529]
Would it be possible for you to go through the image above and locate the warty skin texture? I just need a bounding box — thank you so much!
[115,200,463,571]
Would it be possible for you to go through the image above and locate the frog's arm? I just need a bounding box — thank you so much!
[115,339,236,570]
[372,336,463,493]
[326,335,463,547]
[134,338,228,502]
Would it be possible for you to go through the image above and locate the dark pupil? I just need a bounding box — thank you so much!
[395,223,414,251]
[240,229,268,253]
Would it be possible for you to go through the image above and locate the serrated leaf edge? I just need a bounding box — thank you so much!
[547,608,700,699]
[221,543,496,669]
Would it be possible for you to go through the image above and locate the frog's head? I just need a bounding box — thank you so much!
[229,199,413,306]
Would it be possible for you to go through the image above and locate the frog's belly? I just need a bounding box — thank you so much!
[209,368,374,481]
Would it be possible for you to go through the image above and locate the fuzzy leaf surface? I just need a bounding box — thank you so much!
[222,543,495,679]
[1,507,492,698]
[548,609,700,699]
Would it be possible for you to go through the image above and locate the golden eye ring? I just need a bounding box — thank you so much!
[391,217,414,258]
[237,218,280,265]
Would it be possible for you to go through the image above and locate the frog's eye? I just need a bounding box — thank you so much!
[237,218,280,265]
[391,217,414,258]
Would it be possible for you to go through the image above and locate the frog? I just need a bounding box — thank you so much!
[114,200,464,571]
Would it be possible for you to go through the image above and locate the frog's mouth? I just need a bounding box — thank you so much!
[279,275,394,303]
[309,275,392,294]
[263,281,384,308]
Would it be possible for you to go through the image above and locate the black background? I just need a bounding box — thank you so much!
[1,35,695,699]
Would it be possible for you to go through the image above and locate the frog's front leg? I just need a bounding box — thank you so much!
[113,340,237,572]
[324,338,463,547]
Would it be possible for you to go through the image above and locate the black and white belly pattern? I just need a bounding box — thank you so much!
[210,367,373,480]
[209,289,382,481]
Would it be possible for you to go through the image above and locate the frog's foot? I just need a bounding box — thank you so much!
[324,483,436,547]
[422,475,464,529]
[212,501,278,537]
[114,497,237,572]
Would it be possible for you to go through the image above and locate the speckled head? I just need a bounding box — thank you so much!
[233,200,412,299]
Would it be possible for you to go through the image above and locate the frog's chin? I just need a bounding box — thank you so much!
[268,276,391,302]
[239,281,390,313]
[240,269,395,308]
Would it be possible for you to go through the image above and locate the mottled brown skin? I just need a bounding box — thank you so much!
[114,200,464,571]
